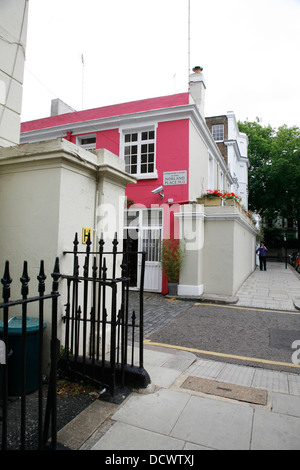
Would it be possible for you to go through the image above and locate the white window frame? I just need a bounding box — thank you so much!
[120,124,158,179]
[76,134,97,150]
[212,124,224,142]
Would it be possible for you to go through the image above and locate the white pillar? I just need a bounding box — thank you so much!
[175,204,205,296]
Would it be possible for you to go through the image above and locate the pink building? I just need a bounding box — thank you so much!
[21,70,234,294]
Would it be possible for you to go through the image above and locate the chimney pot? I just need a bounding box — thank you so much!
[192,66,203,73]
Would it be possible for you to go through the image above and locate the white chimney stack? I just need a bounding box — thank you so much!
[189,66,206,118]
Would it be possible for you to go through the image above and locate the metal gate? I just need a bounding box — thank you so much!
[0,258,60,450]
[59,233,150,398]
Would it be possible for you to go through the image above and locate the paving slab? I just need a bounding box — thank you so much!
[142,365,182,389]
[216,363,256,387]
[57,400,117,450]
[185,358,226,379]
[111,389,191,435]
[170,395,254,450]
[91,422,185,450]
[288,374,300,395]
[252,369,289,393]
[251,409,300,450]
[272,392,300,418]
[162,350,196,371]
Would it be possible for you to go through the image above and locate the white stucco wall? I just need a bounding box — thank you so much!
[226,113,249,209]
[0,139,135,364]
[188,121,208,200]
[203,205,257,296]
[0,0,29,147]
[176,204,205,296]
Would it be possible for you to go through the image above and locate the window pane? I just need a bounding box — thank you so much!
[125,210,139,227]
[81,137,96,145]
[143,209,162,226]
[123,128,156,176]
[212,125,224,141]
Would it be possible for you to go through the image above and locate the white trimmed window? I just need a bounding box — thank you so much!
[212,124,224,142]
[77,134,96,150]
[122,127,157,178]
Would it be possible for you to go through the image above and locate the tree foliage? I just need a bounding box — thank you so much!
[238,119,300,222]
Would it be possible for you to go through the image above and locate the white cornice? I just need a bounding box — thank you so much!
[204,211,258,234]
[224,139,250,168]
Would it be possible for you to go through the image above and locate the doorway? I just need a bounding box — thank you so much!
[124,208,163,292]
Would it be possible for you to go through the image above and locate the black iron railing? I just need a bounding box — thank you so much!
[60,233,150,398]
[0,258,60,451]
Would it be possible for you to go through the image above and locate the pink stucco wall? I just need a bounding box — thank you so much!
[125,119,189,207]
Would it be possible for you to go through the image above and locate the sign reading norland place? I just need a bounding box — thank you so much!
[163,170,187,186]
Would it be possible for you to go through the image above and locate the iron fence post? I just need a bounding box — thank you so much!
[1,261,12,451]
[37,260,46,450]
[20,261,30,450]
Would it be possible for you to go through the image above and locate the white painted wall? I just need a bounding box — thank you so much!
[0,139,135,365]
[203,205,257,296]
[0,0,28,147]
[226,113,249,209]
[177,204,205,296]
[188,121,208,200]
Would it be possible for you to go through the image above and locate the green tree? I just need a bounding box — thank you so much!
[238,119,300,246]
[270,125,300,221]
[238,119,274,216]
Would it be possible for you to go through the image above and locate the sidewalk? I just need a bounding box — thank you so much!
[235,262,300,311]
[58,263,300,451]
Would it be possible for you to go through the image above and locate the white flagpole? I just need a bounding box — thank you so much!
[81,53,85,110]
[188,0,191,92]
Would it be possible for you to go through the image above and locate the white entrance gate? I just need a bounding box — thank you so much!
[124,208,163,292]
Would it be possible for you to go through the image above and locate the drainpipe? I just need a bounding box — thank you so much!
[65,131,73,141]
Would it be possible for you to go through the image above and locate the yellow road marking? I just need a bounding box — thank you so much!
[194,302,300,315]
[144,339,300,369]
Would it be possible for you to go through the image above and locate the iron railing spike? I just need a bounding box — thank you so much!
[20,260,30,298]
[37,260,46,295]
[51,257,61,294]
[1,261,12,298]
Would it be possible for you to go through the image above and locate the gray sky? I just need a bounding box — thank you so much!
[21,0,300,129]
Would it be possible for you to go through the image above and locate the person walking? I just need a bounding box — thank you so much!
[256,243,268,271]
